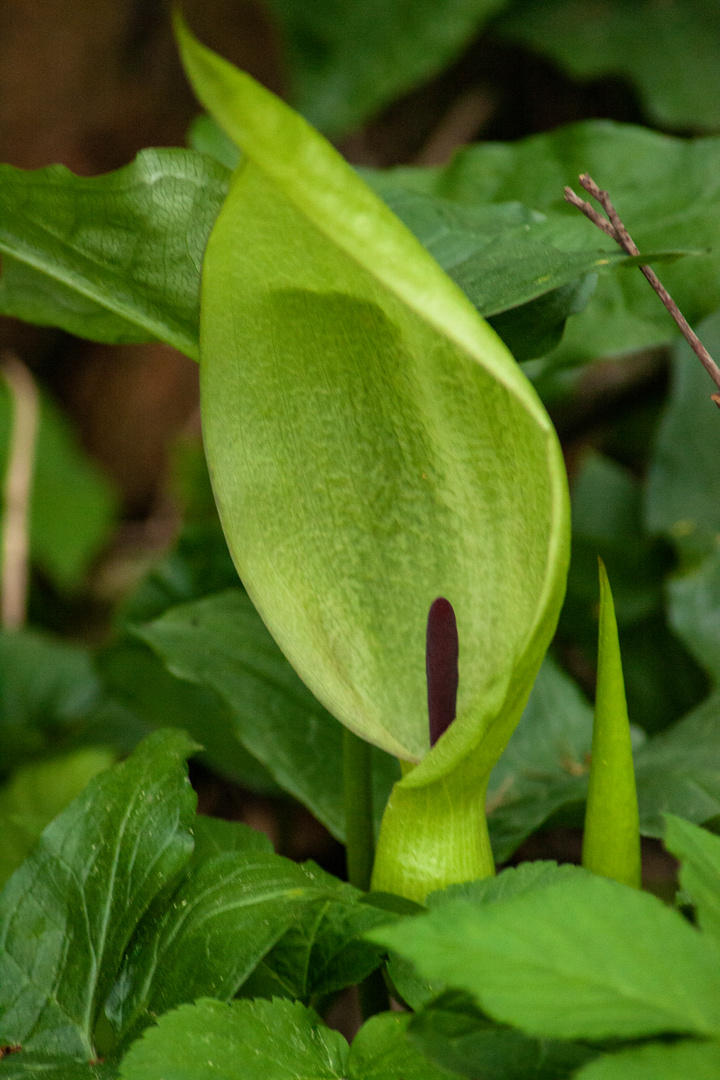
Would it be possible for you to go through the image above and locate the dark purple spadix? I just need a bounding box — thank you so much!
[426,597,459,747]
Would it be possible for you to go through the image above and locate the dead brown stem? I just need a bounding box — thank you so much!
[1,353,39,629]
[564,172,720,404]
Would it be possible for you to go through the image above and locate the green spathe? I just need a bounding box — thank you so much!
[176,16,570,899]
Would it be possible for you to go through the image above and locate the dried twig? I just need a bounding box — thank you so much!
[1,352,39,629]
[565,173,720,406]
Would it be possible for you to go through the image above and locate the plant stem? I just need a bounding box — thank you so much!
[564,173,720,405]
[342,727,375,892]
[1,353,39,629]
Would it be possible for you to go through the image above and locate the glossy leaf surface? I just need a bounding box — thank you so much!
[107,853,354,1045]
[0,730,197,1057]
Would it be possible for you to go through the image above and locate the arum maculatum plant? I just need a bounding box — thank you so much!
[175,17,642,903]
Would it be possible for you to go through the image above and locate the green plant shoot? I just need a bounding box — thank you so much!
[176,15,570,901]
[582,558,641,889]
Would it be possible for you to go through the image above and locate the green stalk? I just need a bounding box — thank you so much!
[371,750,495,902]
[342,727,375,891]
[582,559,641,889]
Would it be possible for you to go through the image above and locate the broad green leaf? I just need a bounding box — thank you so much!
[241,892,391,1004]
[349,1011,457,1080]
[634,692,720,835]
[138,589,399,839]
[0,385,116,590]
[107,853,352,1046]
[0,730,197,1058]
[382,188,692,361]
[574,1039,720,1080]
[488,656,720,856]
[98,638,281,795]
[0,629,101,769]
[582,561,641,888]
[0,747,114,885]
[497,0,720,132]
[369,123,720,368]
[408,990,595,1080]
[119,998,452,1080]
[664,815,720,943]
[646,312,720,562]
[0,149,229,359]
[0,1057,116,1079]
[485,658,591,862]
[667,548,720,682]
[428,860,589,909]
[369,874,720,1040]
[265,0,510,136]
[177,15,569,900]
[189,815,273,867]
[118,998,349,1080]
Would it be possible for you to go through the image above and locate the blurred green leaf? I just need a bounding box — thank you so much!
[497,0,720,133]
[486,658,591,862]
[0,385,116,590]
[137,589,400,838]
[369,123,720,367]
[667,547,720,683]
[98,638,280,795]
[563,450,702,735]
[574,1039,720,1080]
[264,0,510,135]
[646,312,720,562]
[0,730,197,1057]
[0,628,101,769]
[370,875,720,1040]
[0,149,229,359]
[634,693,720,836]
[188,113,241,171]
[0,746,114,885]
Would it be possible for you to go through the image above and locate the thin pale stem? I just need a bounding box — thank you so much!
[564,172,720,404]
[342,727,375,892]
[1,353,39,629]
